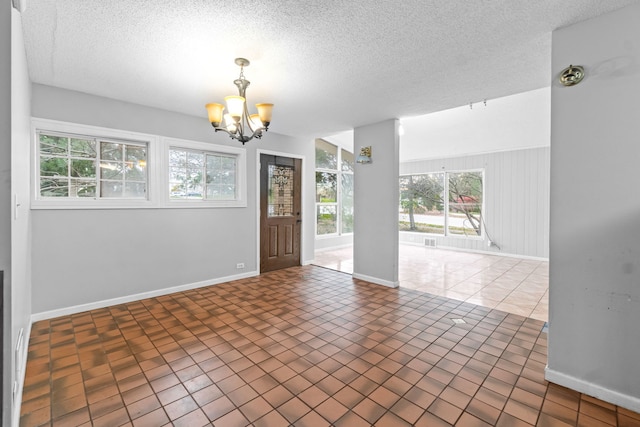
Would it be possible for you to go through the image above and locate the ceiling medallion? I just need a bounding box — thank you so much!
[205,58,274,145]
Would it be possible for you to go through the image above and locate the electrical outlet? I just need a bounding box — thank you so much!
[236,263,245,269]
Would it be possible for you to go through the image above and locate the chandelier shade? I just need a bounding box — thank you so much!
[205,103,224,127]
[205,58,273,145]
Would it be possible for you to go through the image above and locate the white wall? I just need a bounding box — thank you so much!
[547,2,640,412]
[1,2,12,424]
[353,120,399,287]
[400,147,550,259]
[10,7,33,426]
[400,87,550,162]
[30,84,314,317]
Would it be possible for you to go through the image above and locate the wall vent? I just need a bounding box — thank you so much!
[424,238,437,248]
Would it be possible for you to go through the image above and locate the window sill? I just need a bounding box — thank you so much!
[31,199,159,210]
[399,230,484,240]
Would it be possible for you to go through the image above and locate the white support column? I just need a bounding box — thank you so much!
[353,119,399,287]
[548,2,640,412]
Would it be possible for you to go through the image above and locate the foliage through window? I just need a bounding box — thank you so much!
[38,132,148,199]
[169,148,237,200]
[399,170,483,237]
[315,139,354,235]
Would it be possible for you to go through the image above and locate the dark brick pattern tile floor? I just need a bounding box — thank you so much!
[19,266,640,426]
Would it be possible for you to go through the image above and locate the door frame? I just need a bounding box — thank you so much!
[256,149,307,274]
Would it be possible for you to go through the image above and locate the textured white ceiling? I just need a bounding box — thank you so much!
[20,0,639,140]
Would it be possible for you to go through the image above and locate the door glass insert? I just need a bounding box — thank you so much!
[268,164,294,217]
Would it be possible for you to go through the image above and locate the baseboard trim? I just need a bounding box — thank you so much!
[352,273,399,288]
[31,271,259,322]
[314,243,353,252]
[432,244,549,262]
[545,367,640,413]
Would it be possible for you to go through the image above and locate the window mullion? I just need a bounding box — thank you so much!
[121,143,126,197]
[66,136,72,196]
[444,172,449,236]
[96,139,101,199]
[202,152,208,200]
[336,150,341,234]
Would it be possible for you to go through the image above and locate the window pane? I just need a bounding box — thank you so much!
[100,142,123,161]
[124,182,146,198]
[70,138,96,158]
[125,145,147,181]
[168,148,205,199]
[39,134,68,155]
[268,164,294,216]
[100,162,123,180]
[186,152,204,198]
[70,179,96,197]
[341,174,354,233]
[40,178,69,197]
[70,159,96,178]
[399,173,445,234]
[186,187,203,198]
[170,149,187,168]
[101,181,122,197]
[316,172,337,202]
[315,139,337,170]
[169,168,186,198]
[40,157,68,177]
[221,156,236,170]
[125,162,146,181]
[206,155,235,184]
[169,150,187,198]
[317,205,337,235]
[341,149,354,172]
[448,204,482,236]
[205,154,236,200]
[448,172,482,236]
[448,172,483,203]
[125,145,146,162]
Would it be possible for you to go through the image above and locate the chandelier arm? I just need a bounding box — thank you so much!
[243,102,253,133]
[244,100,260,134]
[236,129,262,144]
[236,120,244,139]
[214,124,265,145]
[213,127,232,136]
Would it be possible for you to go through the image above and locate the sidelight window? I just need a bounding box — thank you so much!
[315,139,354,236]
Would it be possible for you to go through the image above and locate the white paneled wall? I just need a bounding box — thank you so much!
[400,147,550,259]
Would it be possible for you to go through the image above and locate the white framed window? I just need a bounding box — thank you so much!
[32,118,158,209]
[315,139,353,236]
[164,138,246,208]
[399,169,484,238]
[31,119,246,209]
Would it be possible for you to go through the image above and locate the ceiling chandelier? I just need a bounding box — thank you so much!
[205,58,274,145]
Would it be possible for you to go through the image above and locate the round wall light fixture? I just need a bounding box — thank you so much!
[559,64,585,86]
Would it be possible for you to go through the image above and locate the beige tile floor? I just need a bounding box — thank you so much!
[313,245,549,322]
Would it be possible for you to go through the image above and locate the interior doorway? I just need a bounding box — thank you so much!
[260,154,302,272]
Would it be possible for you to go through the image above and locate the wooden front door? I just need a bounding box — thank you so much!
[260,154,302,272]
